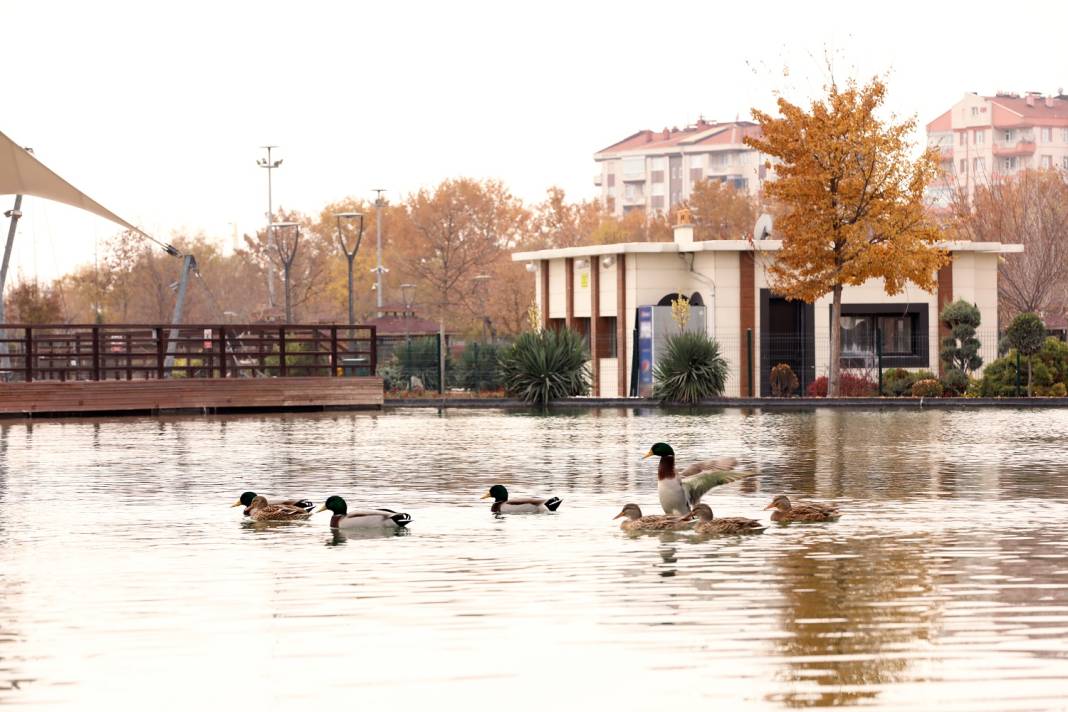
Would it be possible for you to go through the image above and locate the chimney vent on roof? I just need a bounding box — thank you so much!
[1046,96,1055,108]
[1026,94,1035,107]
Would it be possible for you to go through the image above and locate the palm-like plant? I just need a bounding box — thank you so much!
[498,328,590,404]
[653,331,728,403]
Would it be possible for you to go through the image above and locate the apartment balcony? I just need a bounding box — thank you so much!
[622,174,646,183]
[993,136,1036,157]
[622,193,645,206]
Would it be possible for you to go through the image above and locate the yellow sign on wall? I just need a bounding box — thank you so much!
[580,273,589,289]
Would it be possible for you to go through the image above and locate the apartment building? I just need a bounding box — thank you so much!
[594,119,767,217]
[927,92,1068,203]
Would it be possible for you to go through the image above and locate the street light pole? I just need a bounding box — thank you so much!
[257,146,282,309]
[334,212,365,326]
[372,188,386,316]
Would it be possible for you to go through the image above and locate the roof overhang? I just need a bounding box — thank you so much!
[513,240,1023,261]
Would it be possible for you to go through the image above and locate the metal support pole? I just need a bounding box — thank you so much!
[438,320,445,395]
[0,195,24,376]
[876,325,883,395]
[163,255,197,375]
[746,328,754,397]
[373,189,385,316]
[1016,351,1022,397]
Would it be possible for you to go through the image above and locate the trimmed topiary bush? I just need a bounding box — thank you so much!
[881,368,937,397]
[1006,313,1047,396]
[940,300,983,376]
[941,368,969,396]
[806,373,878,397]
[911,378,944,397]
[769,363,800,397]
[652,332,729,403]
[498,328,590,404]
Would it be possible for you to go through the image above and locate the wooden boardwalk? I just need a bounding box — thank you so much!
[0,377,384,417]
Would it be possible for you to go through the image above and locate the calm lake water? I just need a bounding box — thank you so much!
[2,407,1068,710]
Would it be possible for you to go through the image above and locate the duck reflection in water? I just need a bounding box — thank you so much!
[326,527,412,547]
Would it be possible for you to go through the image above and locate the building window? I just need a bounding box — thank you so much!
[651,170,665,183]
[959,132,966,146]
[651,195,664,209]
[622,156,645,179]
[959,159,967,175]
[837,307,927,367]
[1042,155,1053,169]
[624,183,643,202]
[1062,128,1068,143]
[1063,156,1068,170]
[1004,130,1013,142]
[1004,157,1017,171]
[973,129,984,145]
[1041,127,1053,143]
[971,106,979,117]
[605,196,615,212]
[606,174,615,187]
[573,317,591,345]
[547,318,566,333]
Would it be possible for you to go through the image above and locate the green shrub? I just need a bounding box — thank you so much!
[1006,313,1047,395]
[769,363,799,397]
[911,378,944,397]
[941,368,969,396]
[459,342,502,391]
[652,332,729,403]
[499,328,590,404]
[881,368,936,397]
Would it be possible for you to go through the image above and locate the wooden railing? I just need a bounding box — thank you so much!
[0,323,376,382]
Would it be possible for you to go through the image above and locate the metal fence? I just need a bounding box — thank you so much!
[0,323,375,382]
[370,328,1021,397]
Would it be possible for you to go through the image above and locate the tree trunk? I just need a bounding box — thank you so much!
[1027,358,1033,397]
[828,284,843,397]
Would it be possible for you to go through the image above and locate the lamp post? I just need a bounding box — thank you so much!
[372,188,386,316]
[272,221,300,322]
[334,212,365,325]
[257,146,282,308]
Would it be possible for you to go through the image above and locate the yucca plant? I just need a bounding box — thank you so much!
[498,328,590,404]
[652,331,728,403]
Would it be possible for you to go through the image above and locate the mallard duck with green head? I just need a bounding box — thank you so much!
[765,495,840,523]
[643,442,756,515]
[245,495,314,522]
[231,491,314,517]
[613,503,695,532]
[681,504,766,535]
[317,495,412,529]
[481,484,562,514]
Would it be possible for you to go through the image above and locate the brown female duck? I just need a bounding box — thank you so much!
[613,503,695,532]
[764,495,840,523]
[681,503,766,535]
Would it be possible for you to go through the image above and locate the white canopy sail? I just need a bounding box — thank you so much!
[0,128,140,233]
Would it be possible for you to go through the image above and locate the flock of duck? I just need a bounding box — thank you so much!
[230,441,841,534]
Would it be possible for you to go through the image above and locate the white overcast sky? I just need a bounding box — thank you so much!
[3,0,1067,280]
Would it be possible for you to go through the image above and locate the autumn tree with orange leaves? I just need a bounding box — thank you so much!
[745,77,947,397]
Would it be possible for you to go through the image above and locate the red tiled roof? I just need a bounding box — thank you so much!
[926,109,952,132]
[988,95,1068,127]
[595,121,762,156]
